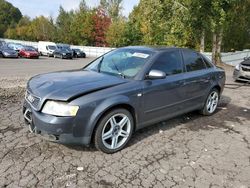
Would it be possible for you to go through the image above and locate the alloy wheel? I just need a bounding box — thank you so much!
[206,91,219,113]
[101,113,131,150]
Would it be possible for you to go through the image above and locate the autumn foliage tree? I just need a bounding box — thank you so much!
[2,0,250,57]
[92,8,111,47]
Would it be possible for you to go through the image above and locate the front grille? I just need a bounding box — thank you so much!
[25,90,41,109]
[65,53,72,58]
[242,65,250,72]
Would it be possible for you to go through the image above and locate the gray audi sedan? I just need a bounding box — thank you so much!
[23,46,225,153]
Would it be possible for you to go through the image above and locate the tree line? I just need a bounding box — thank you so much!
[1,0,250,64]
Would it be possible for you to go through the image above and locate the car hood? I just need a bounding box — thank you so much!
[25,50,38,54]
[28,70,127,102]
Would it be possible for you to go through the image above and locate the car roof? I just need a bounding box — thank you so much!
[121,46,194,53]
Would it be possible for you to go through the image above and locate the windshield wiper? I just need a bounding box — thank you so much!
[111,59,126,78]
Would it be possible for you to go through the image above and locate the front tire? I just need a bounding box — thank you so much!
[94,109,134,154]
[200,88,219,116]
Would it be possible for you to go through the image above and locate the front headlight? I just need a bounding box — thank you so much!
[63,53,66,55]
[3,52,10,56]
[42,101,79,117]
[235,64,241,70]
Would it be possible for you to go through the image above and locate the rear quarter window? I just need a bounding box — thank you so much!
[202,55,214,68]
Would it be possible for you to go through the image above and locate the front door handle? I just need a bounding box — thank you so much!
[203,76,211,83]
[176,80,185,86]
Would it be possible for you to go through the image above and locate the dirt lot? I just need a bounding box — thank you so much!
[0,57,94,88]
[0,58,250,188]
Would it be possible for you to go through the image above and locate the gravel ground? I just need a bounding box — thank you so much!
[0,57,94,88]
[0,59,250,188]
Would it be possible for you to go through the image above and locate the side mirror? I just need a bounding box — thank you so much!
[146,70,166,80]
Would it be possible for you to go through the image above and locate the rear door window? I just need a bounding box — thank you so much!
[182,50,207,72]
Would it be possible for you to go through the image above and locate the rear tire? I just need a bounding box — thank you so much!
[200,88,219,116]
[94,108,134,154]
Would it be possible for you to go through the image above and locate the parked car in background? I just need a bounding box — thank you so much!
[23,46,225,153]
[0,46,18,58]
[0,40,6,47]
[57,43,73,55]
[53,48,73,59]
[19,46,39,59]
[7,43,23,53]
[233,57,250,81]
[72,48,86,58]
[38,41,57,57]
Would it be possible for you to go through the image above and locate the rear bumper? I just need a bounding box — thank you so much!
[23,100,91,145]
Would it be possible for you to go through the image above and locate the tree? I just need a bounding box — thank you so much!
[5,16,31,40]
[188,0,212,52]
[56,6,74,43]
[28,16,56,41]
[210,0,238,64]
[106,18,126,47]
[70,5,95,45]
[127,0,192,47]
[100,0,123,20]
[92,8,111,46]
[0,0,22,37]
[223,0,250,51]
[79,0,88,11]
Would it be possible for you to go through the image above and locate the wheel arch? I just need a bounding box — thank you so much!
[89,102,137,143]
[211,84,222,96]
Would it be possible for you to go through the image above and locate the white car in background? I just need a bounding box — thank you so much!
[233,57,250,82]
[38,41,57,57]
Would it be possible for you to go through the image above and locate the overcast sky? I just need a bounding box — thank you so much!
[6,0,139,19]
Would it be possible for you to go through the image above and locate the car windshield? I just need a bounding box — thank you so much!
[24,47,35,51]
[85,48,154,78]
[1,46,13,50]
[58,46,71,51]
[48,45,56,50]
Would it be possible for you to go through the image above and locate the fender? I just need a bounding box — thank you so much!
[85,94,136,140]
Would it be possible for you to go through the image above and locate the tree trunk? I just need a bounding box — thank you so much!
[216,28,223,64]
[200,30,205,53]
[212,33,217,64]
